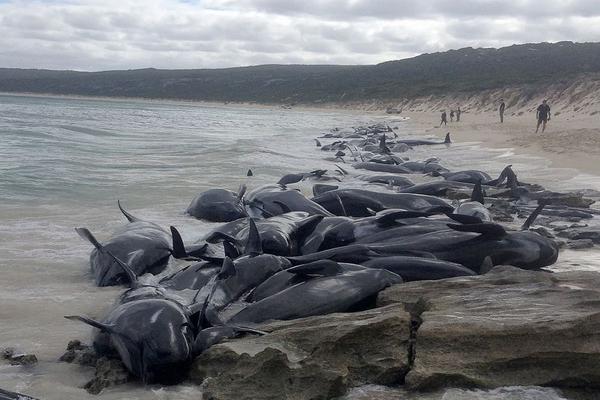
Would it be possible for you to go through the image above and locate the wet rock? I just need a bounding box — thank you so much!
[59,340,99,366]
[557,229,600,243]
[9,354,37,366]
[378,266,600,390]
[529,226,554,238]
[551,223,588,232]
[0,387,39,400]
[59,340,130,394]
[190,305,411,400]
[2,347,37,366]
[1,348,15,359]
[444,188,470,201]
[84,357,131,395]
[540,193,595,208]
[566,239,595,250]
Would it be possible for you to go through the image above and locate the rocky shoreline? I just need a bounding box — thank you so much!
[185,266,600,399]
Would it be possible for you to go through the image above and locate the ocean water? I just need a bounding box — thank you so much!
[0,93,599,400]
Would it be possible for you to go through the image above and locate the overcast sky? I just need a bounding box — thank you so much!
[1,0,599,71]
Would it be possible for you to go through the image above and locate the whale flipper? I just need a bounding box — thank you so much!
[64,315,114,333]
[521,201,547,230]
[75,227,103,250]
[447,223,507,237]
[105,250,138,287]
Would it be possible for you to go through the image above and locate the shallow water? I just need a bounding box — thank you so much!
[0,94,599,399]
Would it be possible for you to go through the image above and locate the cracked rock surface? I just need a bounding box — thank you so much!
[378,266,600,390]
[190,305,411,400]
[189,266,600,399]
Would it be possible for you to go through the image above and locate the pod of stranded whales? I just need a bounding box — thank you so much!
[62,123,600,388]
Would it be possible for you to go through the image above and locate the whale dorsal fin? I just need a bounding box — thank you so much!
[444,132,451,144]
[117,200,140,222]
[247,169,253,177]
[447,223,506,237]
[480,256,495,274]
[218,257,236,279]
[170,226,188,259]
[471,181,485,204]
[223,241,239,259]
[75,227,103,250]
[243,218,262,256]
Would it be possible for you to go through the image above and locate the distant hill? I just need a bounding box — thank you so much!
[1,42,600,104]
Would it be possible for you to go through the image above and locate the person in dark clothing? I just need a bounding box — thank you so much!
[440,111,447,127]
[535,100,551,133]
[456,107,461,122]
[450,110,455,122]
[499,99,506,123]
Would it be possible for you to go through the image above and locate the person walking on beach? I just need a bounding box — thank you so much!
[456,107,461,122]
[440,111,447,127]
[535,100,551,133]
[499,99,506,123]
[450,110,455,122]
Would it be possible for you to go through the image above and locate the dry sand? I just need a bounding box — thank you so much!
[403,110,600,175]
[330,73,600,176]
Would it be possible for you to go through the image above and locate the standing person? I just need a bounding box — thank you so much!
[440,110,447,127]
[450,110,455,122]
[499,99,506,123]
[535,100,551,133]
[456,106,461,122]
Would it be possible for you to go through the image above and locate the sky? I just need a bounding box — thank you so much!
[0,0,599,71]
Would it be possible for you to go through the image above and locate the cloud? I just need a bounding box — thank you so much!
[0,0,597,70]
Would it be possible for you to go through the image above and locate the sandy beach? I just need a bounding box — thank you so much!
[401,110,600,175]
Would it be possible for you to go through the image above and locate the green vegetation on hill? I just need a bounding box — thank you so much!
[1,42,599,104]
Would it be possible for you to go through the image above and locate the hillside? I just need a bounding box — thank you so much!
[1,41,600,104]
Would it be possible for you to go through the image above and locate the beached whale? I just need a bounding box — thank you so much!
[312,189,452,216]
[361,256,476,281]
[244,184,333,218]
[75,202,171,286]
[395,132,451,146]
[66,298,195,384]
[206,214,323,257]
[352,162,412,174]
[187,188,247,222]
[368,223,559,272]
[226,267,402,324]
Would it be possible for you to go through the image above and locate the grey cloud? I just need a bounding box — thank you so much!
[0,0,598,71]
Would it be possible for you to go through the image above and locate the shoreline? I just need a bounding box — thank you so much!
[2,91,598,177]
[398,110,600,177]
